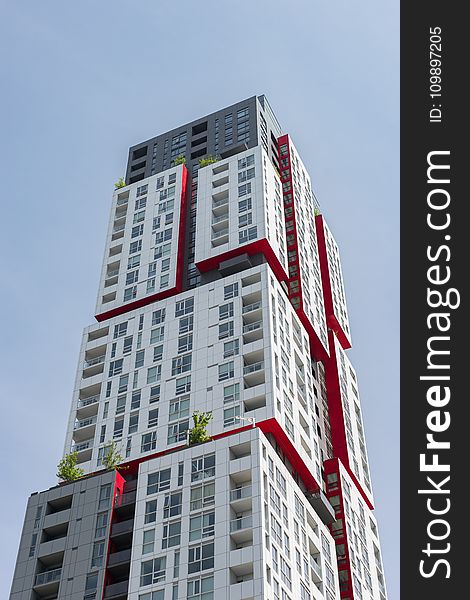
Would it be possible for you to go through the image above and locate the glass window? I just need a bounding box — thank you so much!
[188,542,214,573]
[140,556,166,586]
[189,512,215,541]
[175,297,194,316]
[190,482,215,510]
[141,431,157,453]
[163,492,183,518]
[147,468,171,494]
[191,454,215,482]
[162,521,181,549]
[187,576,214,600]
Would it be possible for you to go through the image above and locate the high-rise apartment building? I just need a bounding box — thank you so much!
[10,96,387,600]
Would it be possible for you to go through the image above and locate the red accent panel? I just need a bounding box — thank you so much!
[102,471,125,598]
[324,330,374,511]
[95,286,180,322]
[195,238,288,284]
[324,458,356,599]
[95,166,189,323]
[277,135,329,362]
[315,214,351,350]
[258,418,321,493]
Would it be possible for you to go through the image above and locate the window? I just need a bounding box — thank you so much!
[133,210,145,224]
[147,365,161,384]
[188,542,214,573]
[124,286,137,302]
[91,541,105,568]
[163,492,182,518]
[168,419,190,444]
[169,396,190,421]
[135,196,147,211]
[109,359,123,377]
[141,431,157,453]
[150,326,165,344]
[135,350,145,368]
[238,197,252,212]
[239,226,258,244]
[223,405,240,427]
[189,512,215,541]
[238,167,255,183]
[178,333,193,353]
[154,243,171,260]
[148,262,157,278]
[175,297,194,316]
[95,513,108,538]
[239,212,253,227]
[191,454,215,482]
[152,308,166,325]
[153,345,163,362]
[219,302,234,319]
[190,482,215,510]
[223,383,240,403]
[156,176,164,189]
[142,529,155,555]
[238,154,254,169]
[123,336,133,354]
[238,182,252,197]
[144,500,158,524]
[218,361,234,381]
[132,224,144,238]
[176,375,191,395]
[140,557,166,586]
[161,257,171,272]
[162,521,181,548]
[148,408,159,427]
[280,557,292,590]
[276,469,287,499]
[128,412,139,434]
[113,323,128,339]
[160,274,169,288]
[118,374,129,393]
[224,282,238,299]
[187,576,214,600]
[129,240,142,254]
[136,184,148,197]
[98,484,112,510]
[115,395,126,414]
[147,468,171,494]
[223,338,239,358]
[171,354,192,376]
[218,321,234,340]
[179,314,194,334]
[149,385,160,403]
[126,270,139,285]
[128,257,141,274]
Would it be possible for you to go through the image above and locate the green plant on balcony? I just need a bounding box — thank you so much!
[114,177,126,189]
[57,451,85,482]
[102,440,125,471]
[188,411,212,445]
[198,155,219,168]
[174,155,186,166]
[314,208,321,217]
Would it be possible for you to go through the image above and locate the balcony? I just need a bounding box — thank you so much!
[211,212,229,226]
[243,361,265,387]
[242,320,263,343]
[77,394,99,409]
[74,416,96,432]
[72,438,93,452]
[34,567,62,596]
[104,580,129,600]
[230,485,252,512]
[229,516,253,544]
[76,394,100,419]
[242,301,262,315]
[83,353,106,377]
[111,518,134,543]
[310,556,322,583]
[212,175,229,188]
[114,491,137,518]
[211,228,229,247]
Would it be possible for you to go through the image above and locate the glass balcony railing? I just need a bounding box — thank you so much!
[242,321,262,333]
[211,228,229,239]
[74,416,97,430]
[84,355,106,368]
[243,362,264,375]
[77,395,100,408]
[230,515,253,532]
[230,485,252,501]
[211,213,229,224]
[73,438,94,452]
[35,568,62,586]
[242,301,261,314]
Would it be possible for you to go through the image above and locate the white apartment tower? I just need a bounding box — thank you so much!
[10,96,388,600]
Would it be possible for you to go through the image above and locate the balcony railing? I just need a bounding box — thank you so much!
[34,568,62,586]
[108,548,132,567]
[310,557,322,578]
[116,197,128,206]
[115,490,137,508]
[230,485,252,501]
[106,269,120,278]
[84,355,105,368]
[73,438,94,452]
[242,301,261,314]
[212,196,229,208]
[113,224,126,233]
[212,213,229,224]
[242,321,262,333]
[104,580,129,599]
[243,361,264,375]
[230,515,253,532]
[77,395,100,408]
[211,228,229,239]
[74,416,97,430]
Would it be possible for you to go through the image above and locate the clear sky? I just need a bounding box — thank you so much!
[0,1,399,598]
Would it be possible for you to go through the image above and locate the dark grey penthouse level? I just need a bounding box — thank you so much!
[125,95,283,183]
[10,471,116,600]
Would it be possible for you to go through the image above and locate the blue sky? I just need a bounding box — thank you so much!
[0,1,399,597]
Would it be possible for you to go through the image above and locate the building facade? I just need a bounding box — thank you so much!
[10,96,387,600]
